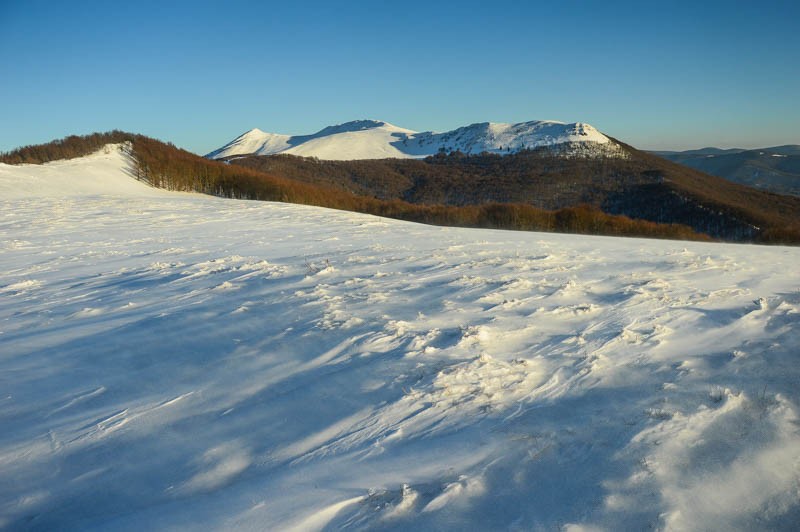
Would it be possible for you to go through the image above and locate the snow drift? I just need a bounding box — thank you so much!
[1,146,799,530]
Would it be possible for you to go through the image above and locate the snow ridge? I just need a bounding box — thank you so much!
[207,119,616,161]
[0,143,170,198]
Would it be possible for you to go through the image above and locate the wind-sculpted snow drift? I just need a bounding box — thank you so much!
[1,146,799,530]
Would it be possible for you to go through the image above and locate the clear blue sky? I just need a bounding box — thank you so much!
[1,0,798,154]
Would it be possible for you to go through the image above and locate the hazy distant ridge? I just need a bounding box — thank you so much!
[652,145,800,196]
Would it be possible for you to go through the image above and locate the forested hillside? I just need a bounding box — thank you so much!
[224,141,800,243]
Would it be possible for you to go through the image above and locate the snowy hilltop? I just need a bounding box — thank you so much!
[1,145,799,530]
[207,119,618,160]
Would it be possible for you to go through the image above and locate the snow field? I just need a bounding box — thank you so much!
[1,147,799,530]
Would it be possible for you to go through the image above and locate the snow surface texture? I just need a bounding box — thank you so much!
[1,146,800,530]
[207,119,621,160]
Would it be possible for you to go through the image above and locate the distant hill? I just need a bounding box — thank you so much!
[651,147,747,157]
[651,146,800,196]
[207,119,621,160]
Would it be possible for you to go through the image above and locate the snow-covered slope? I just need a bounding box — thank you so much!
[0,143,169,198]
[205,128,292,160]
[207,119,617,160]
[399,120,610,156]
[284,120,416,160]
[2,150,800,530]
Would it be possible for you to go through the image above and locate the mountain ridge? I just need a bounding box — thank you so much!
[207,119,618,161]
[652,145,800,196]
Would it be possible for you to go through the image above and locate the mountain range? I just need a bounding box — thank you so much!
[652,146,800,196]
[207,119,620,160]
[210,120,800,199]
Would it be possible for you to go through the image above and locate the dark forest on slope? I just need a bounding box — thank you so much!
[224,141,800,243]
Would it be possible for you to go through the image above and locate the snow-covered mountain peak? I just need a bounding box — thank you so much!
[206,128,291,160]
[312,120,384,137]
[312,119,409,135]
[208,118,617,160]
[228,128,271,143]
[570,122,600,136]
[296,119,416,142]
